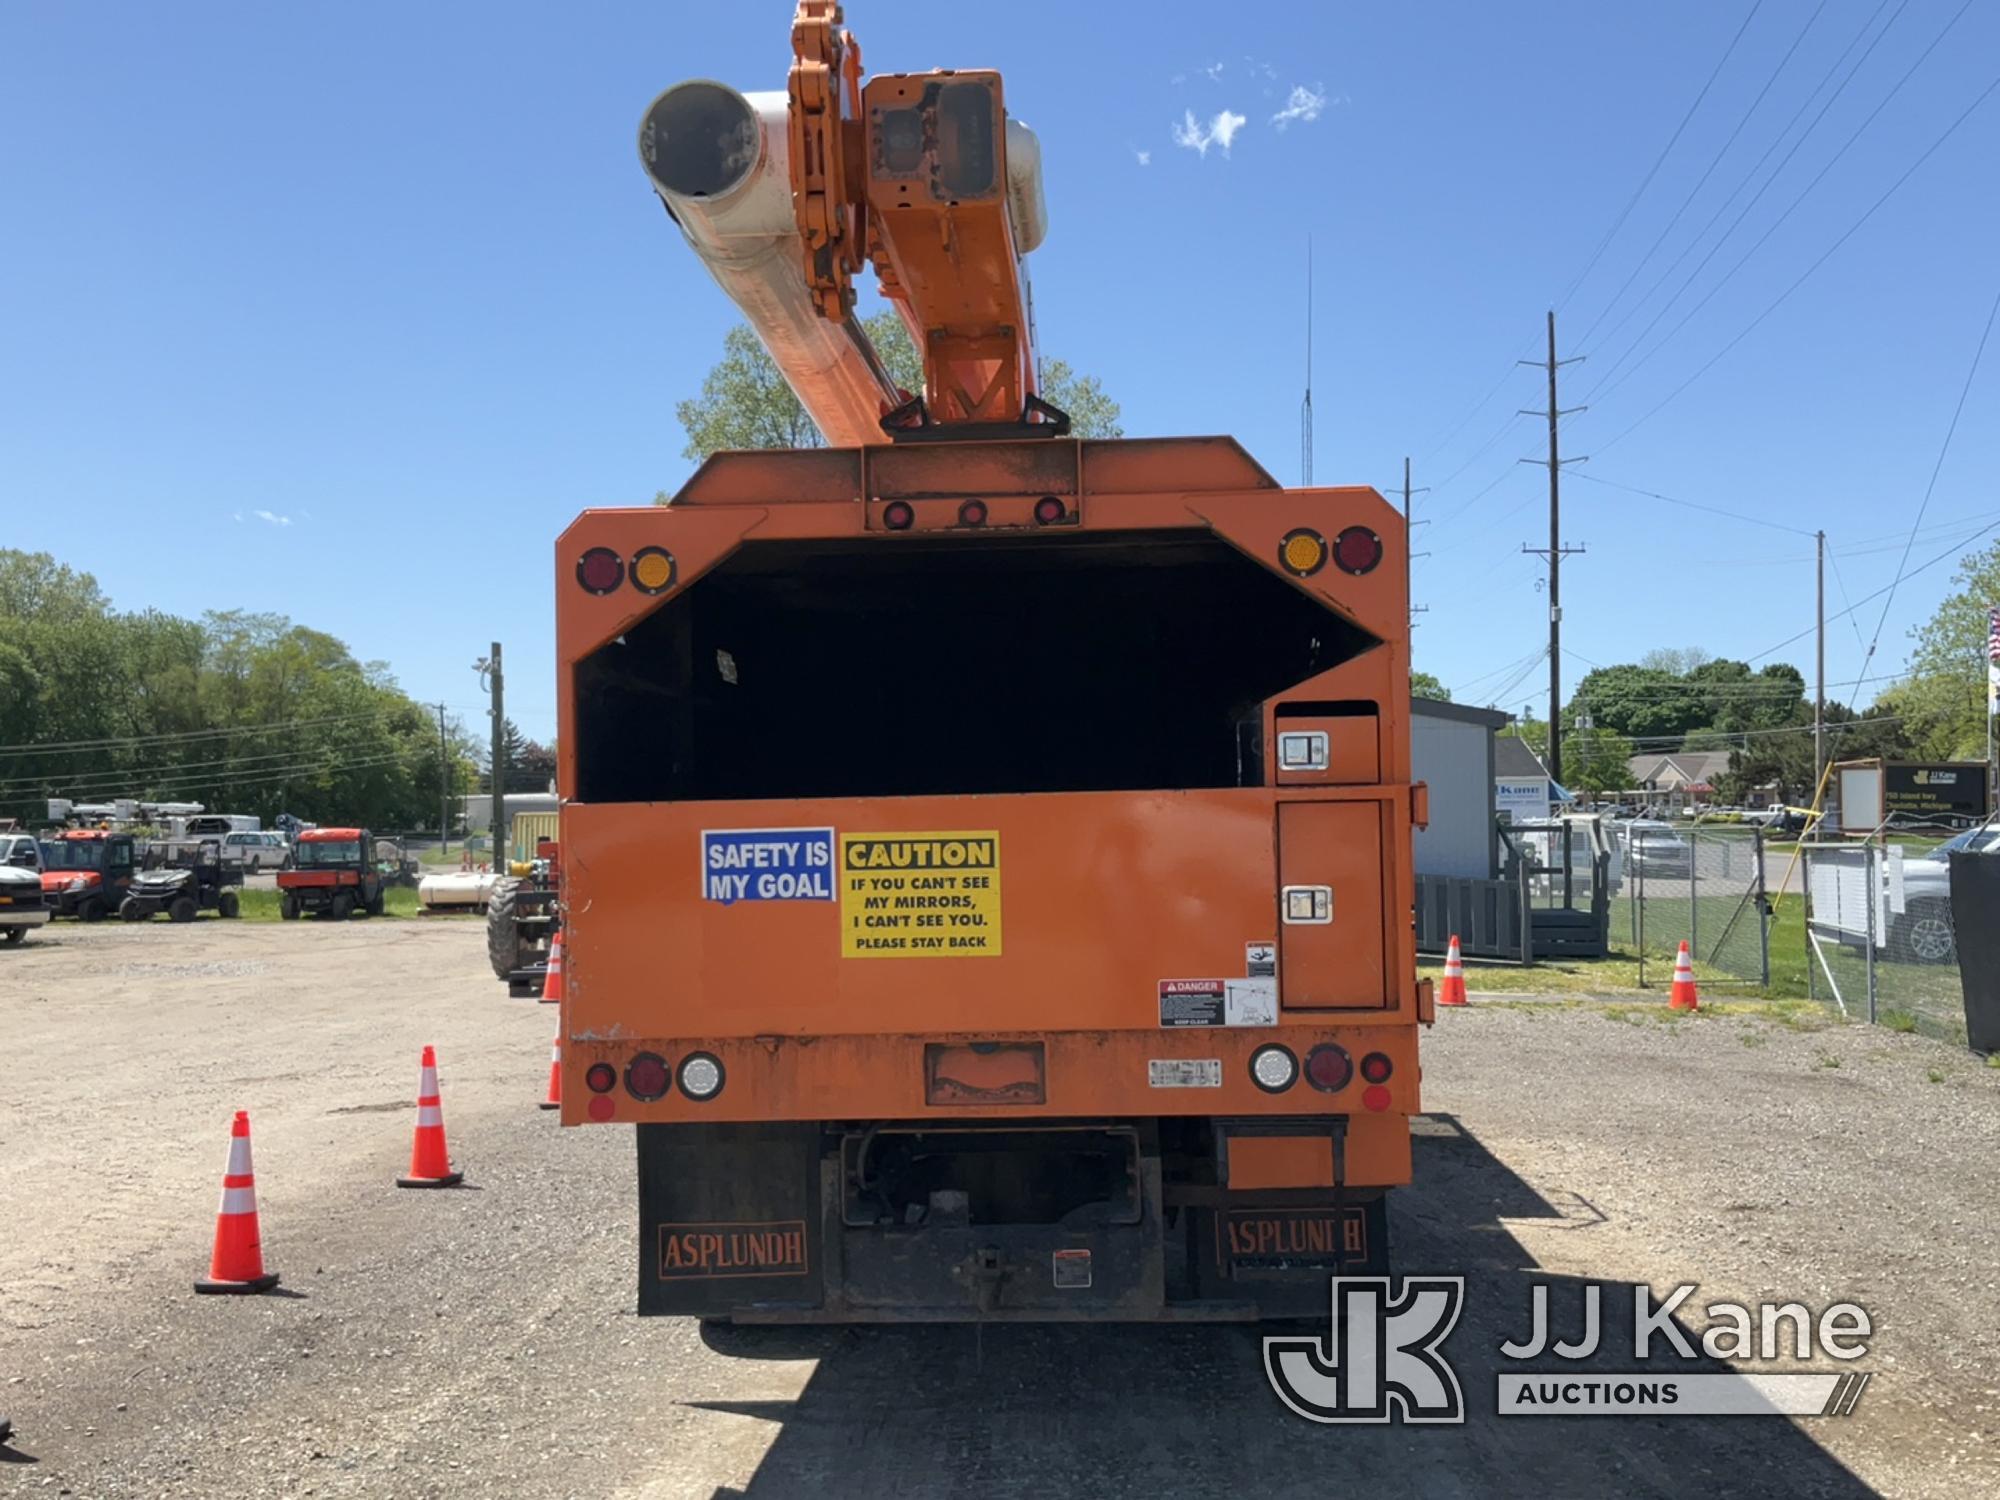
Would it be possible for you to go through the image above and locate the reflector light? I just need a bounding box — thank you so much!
[883,500,916,531]
[958,499,989,527]
[1362,1084,1392,1113]
[1250,1044,1298,1094]
[585,1062,617,1094]
[1033,495,1067,525]
[630,546,677,595]
[1333,526,1383,576]
[577,546,625,594]
[1304,1043,1352,1093]
[1360,1051,1393,1084]
[678,1053,725,1100]
[1279,528,1327,577]
[625,1052,670,1101]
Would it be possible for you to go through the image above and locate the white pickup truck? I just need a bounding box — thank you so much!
[0,833,50,944]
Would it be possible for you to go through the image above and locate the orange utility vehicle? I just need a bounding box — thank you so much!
[555,2,1429,1323]
[275,828,387,921]
[40,829,138,921]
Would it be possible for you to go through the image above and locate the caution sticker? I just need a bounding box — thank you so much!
[840,831,1002,958]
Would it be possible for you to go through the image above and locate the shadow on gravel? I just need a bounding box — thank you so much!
[696,1115,1878,1500]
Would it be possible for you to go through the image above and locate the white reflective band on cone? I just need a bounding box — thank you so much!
[218,1186,258,1215]
[417,1105,443,1128]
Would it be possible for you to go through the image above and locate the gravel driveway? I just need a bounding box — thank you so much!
[1,921,1994,1497]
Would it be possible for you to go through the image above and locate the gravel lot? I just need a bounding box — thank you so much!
[1,919,1995,1498]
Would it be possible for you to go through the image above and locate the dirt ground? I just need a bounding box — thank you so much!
[2,918,1996,1499]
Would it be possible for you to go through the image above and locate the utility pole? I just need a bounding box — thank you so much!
[1518,311,1586,784]
[1814,531,1825,800]
[476,644,505,869]
[435,703,452,852]
[1399,456,1431,629]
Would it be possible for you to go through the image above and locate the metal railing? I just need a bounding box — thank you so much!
[1800,838,1965,1041]
[1627,826,1771,988]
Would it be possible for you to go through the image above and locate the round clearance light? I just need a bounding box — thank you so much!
[577,546,625,595]
[958,499,989,527]
[1305,1043,1353,1093]
[1033,495,1068,526]
[625,1051,671,1102]
[584,1062,617,1094]
[1333,525,1384,576]
[1362,1084,1392,1113]
[630,546,677,595]
[882,500,916,531]
[1279,528,1328,577]
[1360,1051,1393,1084]
[1250,1044,1298,1094]
[678,1052,725,1101]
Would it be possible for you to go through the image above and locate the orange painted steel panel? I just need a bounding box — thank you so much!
[1277,801,1388,1009]
[564,790,1279,1039]
[1227,1136,1334,1191]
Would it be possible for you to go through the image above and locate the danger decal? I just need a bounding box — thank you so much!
[840,831,1001,957]
[700,828,835,905]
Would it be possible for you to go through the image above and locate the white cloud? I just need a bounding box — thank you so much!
[232,510,244,524]
[1204,61,1225,82]
[1135,148,1151,166]
[1271,83,1328,130]
[1172,107,1248,158]
[252,509,292,527]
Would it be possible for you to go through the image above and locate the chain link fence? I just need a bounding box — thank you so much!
[1800,838,1966,1042]
[1622,825,1771,988]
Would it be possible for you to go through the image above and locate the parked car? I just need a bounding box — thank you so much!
[0,833,43,875]
[0,846,49,945]
[1622,819,1693,878]
[1888,824,2000,964]
[222,830,291,870]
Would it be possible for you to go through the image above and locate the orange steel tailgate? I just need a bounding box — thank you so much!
[561,789,1358,1038]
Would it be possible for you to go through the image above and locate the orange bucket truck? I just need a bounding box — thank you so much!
[554,2,1430,1322]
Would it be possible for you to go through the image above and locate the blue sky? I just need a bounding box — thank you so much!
[4,1,1996,743]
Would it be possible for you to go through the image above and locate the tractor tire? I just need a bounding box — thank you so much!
[79,897,106,923]
[330,892,355,921]
[169,895,198,924]
[486,876,525,980]
[120,898,146,921]
[217,889,241,919]
[280,894,301,921]
[367,890,386,918]
[2,926,25,946]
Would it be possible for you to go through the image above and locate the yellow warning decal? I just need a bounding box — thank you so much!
[840,831,1002,958]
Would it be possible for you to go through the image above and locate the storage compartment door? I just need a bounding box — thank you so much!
[1278,801,1387,1009]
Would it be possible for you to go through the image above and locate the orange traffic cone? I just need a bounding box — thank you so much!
[195,1111,279,1294]
[1438,934,1469,1006]
[540,1034,561,1111]
[1669,941,1700,1012]
[396,1045,464,1188]
[540,927,565,1005]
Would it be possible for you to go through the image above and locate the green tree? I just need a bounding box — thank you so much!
[674,312,1121,464]
[1559,727,1636,798]
[1410,671,1450,702]
[1887,538,2000,761]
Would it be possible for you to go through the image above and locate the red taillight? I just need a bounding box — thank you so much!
[577,546,625,594]
[958,499,989,527]
[1333,526,1383,575]
[1304,1044,1352,1093]
[1360,1051,1393,1084]
[585,1062,617,1094]
[1362,1084,1392,1113]
[1033,495,1067,525]
[883,500,915,531]
[625,1052,670,1101]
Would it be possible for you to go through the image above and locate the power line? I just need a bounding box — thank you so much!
[0,708,407,758]
[1578,0,1911,399]
[1556,1,1769,316]
[1843,277,2000,705]
[1594,65,2000,454]
[1567,470,1819,536]
[1750,521,2000,662]
[1576,0,1829,349]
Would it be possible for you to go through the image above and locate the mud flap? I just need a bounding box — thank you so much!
[636,1122,823,1317]
[1190,1194,1390,1318]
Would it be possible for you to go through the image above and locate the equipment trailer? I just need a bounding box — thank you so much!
[555,2,1430,1323]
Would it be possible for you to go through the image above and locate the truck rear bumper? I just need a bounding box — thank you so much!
[0,909,49,928]
[636,1119,1391,1323]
